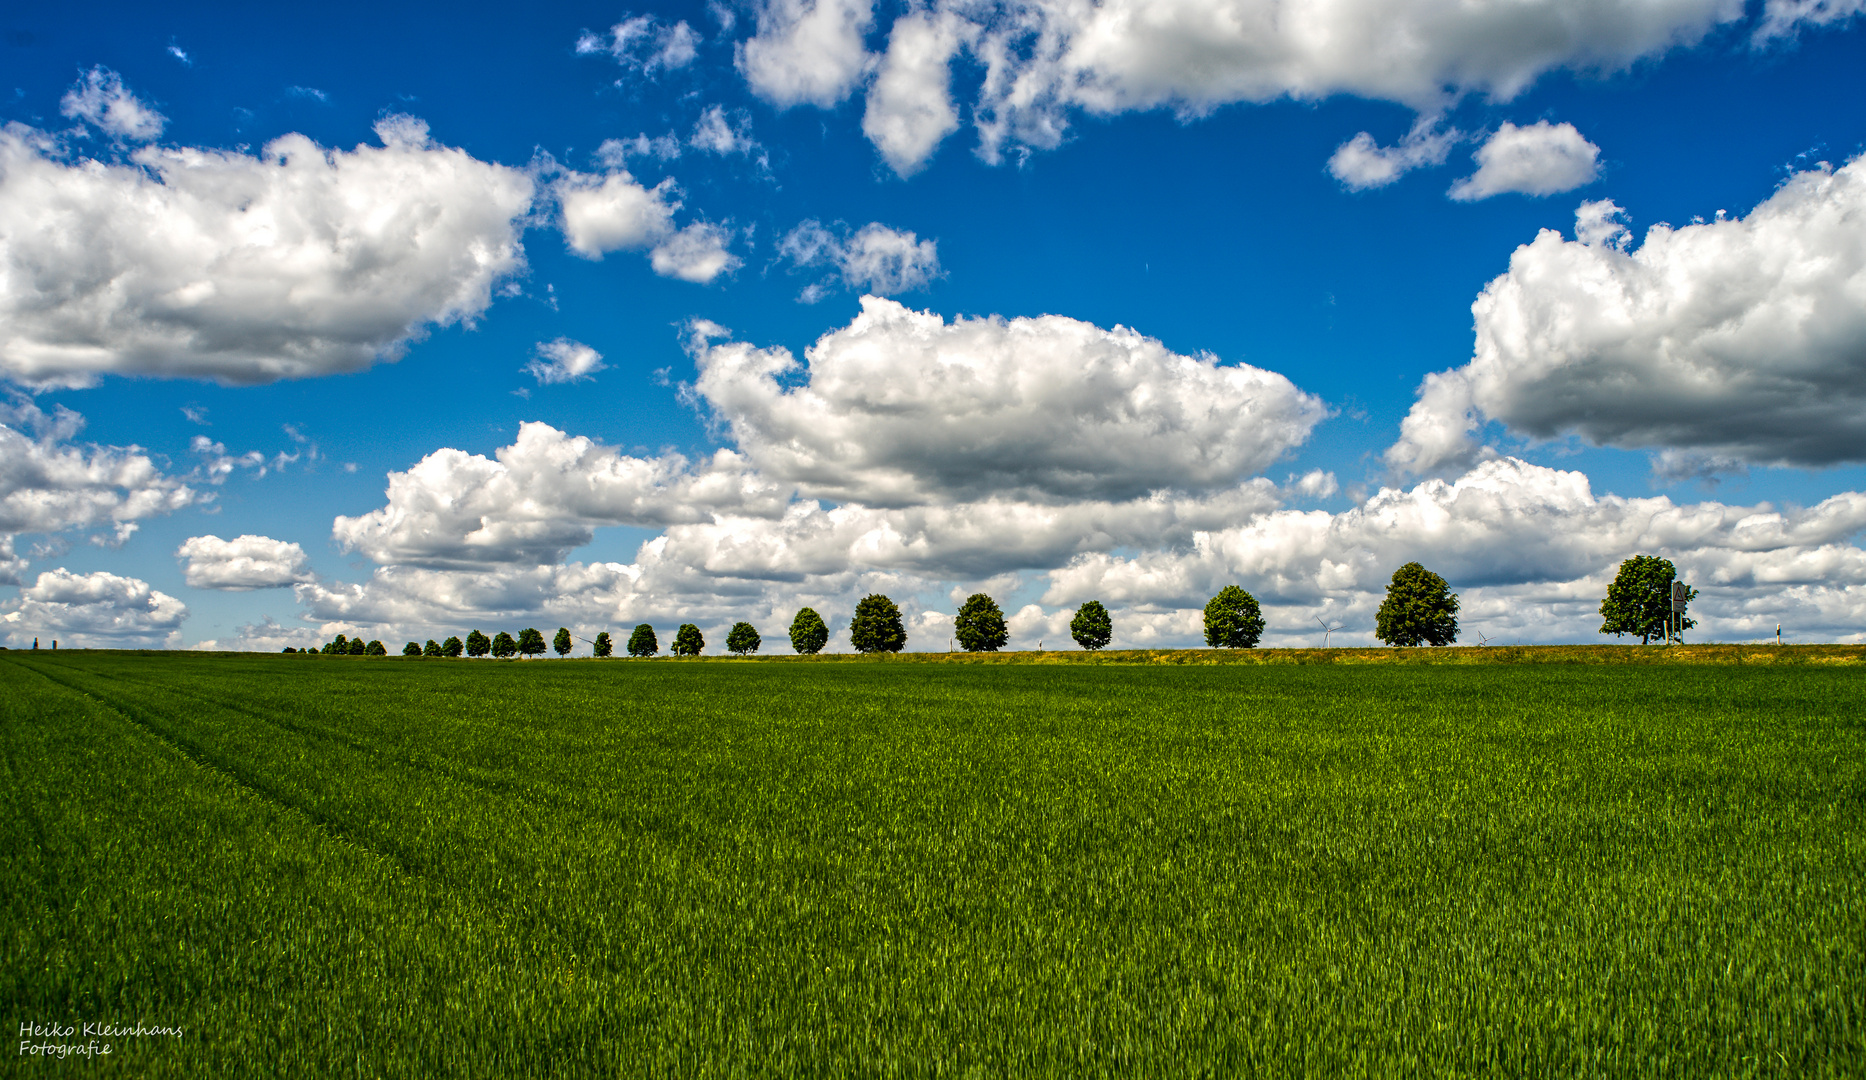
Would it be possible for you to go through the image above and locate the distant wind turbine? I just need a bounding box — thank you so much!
[1315,615,1345,648]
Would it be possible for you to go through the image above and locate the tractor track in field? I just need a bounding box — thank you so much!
[22,658,678,856]
[10,656,431,883]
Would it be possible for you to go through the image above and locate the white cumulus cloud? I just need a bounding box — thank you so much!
[778,220,941,297]
[60,66,166,142]
[862,10,966,176]
[687,297,1328,505]
[176,534,313,590]
[1,400,199,582]
[0,115,533,387]
[742,0,1744,173]
[1389,155,1866,474]
[1448,121,1602,201]
[331,422,789,570]
[1,568,188,648]
[576,14,701,74]
[650,222,741,284]
[737,0,876,109]
[555,169,681,257]
[525,339,607,385]
[1327,117,1459,190]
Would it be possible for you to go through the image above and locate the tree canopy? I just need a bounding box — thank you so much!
[1599,555,1696,644]
[789,608,828,655]
[465,630,490,658]
[1375,563,1459,647]
[423,639,443,657]
[491,631,518,658]
[954,593,1008,652]
[850,594,906,654]
[1203,586,1265,648]
[517,628,547,657]
[553,627,573,657]
[726,622,761,655]
[1070,600,1112,651]
[672,624,705,657]
[592,631,613,658]
[442,636,464,658]
[402,641,422,656]
[627,624,658,657]
[364,639,387,656]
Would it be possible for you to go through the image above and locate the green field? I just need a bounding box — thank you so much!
[3,649,1861,1077]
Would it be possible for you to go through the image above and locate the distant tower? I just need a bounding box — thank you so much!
[33,638,38,650]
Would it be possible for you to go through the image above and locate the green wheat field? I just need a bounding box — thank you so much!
[4,647,1862,1077]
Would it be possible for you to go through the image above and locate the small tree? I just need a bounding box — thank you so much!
[789,608,829,655]
[517,628,547,658]
[1375,563,1459,647]
[593,631,613,658]
[672,624,705,656]
[423,639,443,657]
[850,594,906,654]
[365,639,387,656]
[1600,555,1696,644]
[553,627,573,657]
[350,638,369,656]
[726,622,761,655]
[442,635,464,658]
[331,634,349,655]
[954,593,1009,652]
[1204,586,1265,648]
[491,631,518,658]
[1070,600,1113,651]
[627,624,658,657]
[403,641,422,656]
[465,630,490,658]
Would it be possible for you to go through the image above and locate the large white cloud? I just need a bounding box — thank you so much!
[1,401,199,582]
[1390,156,1866,474]
[331,422,790,570]
[1447,121,1602,201]
[1,568,188,648]
[737,0,876,109]
[688,297,1327,505]
[176,534,312,590]
[0,115,534,387]
[737,0,1744,172]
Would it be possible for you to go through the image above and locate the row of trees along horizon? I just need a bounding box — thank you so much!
[282,556,1696,657]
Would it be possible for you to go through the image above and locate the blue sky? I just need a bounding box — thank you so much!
[4,0,1865,651]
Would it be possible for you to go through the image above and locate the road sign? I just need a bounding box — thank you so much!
[1671,580,1688,613]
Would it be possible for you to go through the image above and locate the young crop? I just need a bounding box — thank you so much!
[2,650,1858,1078]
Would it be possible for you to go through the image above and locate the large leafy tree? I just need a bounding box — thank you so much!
[1070,601,1113,651]
[1203,586,1265,648]
[553,627,573,657]
[423,639,443,657]
[491,631,518,658]
[954,593,1009,652]
[672,624,705,656]
[627,624,658,657]
[850,594,906,654]
[517,628,547,657]
[465,630,490,658]
[1599,555,1696,644]
[789,608,829,654]
[350,638,369,656]
[592,631,613,658]
[726,622,762,655]
[442,635,464,658]
[365,639,387,656]
[1375,563,1459,647]
[402,641,422,656]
